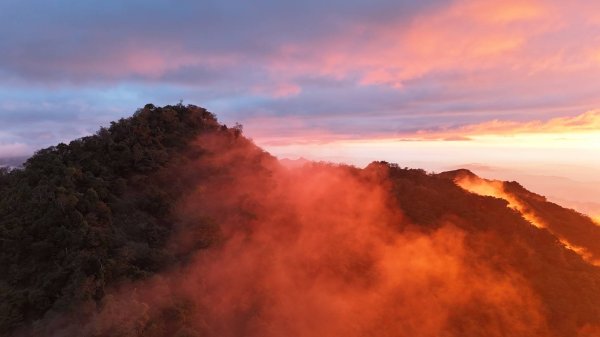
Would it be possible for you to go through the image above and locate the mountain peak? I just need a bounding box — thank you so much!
[437,168,478,180]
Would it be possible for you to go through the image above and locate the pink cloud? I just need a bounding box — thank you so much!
[0,142,30,158]
[262,0,562,88]
[251,82,302,98]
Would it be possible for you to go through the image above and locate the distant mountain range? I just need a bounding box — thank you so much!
[2,104,600,337]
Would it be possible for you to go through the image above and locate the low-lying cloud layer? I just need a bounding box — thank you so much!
[17,136,557,337]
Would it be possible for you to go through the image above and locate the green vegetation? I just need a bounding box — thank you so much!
[0,104,231,334]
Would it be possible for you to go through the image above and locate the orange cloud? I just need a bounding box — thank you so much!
[465,0,548,24]
[246,109,600,147]
[403,109,600,141]
[266,0,557,88]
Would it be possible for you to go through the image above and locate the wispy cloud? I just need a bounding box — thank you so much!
[0,142,30,158]
[399,109,600,140]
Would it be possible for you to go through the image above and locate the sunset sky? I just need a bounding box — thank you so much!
[1,0,599,213]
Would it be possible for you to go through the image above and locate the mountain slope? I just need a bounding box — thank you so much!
[2,104,600,337]
[0,104,259,335]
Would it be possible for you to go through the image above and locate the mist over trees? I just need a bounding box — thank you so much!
[2,104,600,337]
[0,104,236,334]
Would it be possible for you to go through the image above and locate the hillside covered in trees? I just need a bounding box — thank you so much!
[2,104,600,337]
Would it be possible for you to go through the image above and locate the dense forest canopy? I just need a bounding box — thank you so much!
[0,104,236,334]
[2,104,600,337]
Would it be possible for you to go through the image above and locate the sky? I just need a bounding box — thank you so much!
[1,0,599,214]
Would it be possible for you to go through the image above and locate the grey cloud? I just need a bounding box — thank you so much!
[0,0,449,82]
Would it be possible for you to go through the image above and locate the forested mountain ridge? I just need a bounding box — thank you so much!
[0,104,257,335]
[2,104,600,337]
